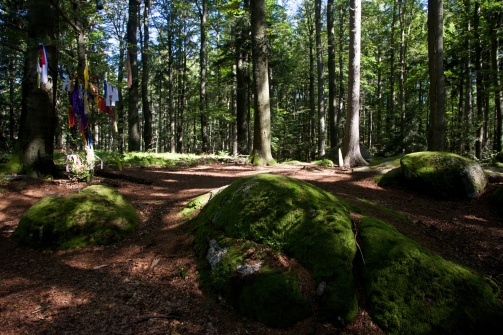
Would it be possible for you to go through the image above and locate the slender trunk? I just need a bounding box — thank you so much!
[387,1,397,135]
[474,2,484,158]
[200,0,209,153]
[398,0,406,150]
[492,7,503,151]
[142,0,152,151]
[327,0,338,149]
[315,0,325,157]
[127,0,141,151]
[427,0,446,151]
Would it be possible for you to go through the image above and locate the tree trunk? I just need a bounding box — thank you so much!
[236,0,250,155]
[327,0,338,149]
[18,0,59,178]
[199,0,209,153]
[473,2,484,159]
[491,6,503,151]
[127,0,141,151]
[315,0,325,157]
[250,0,274,165]
[427,0,446,151]
[142,0,152,151]
[342,0,367,168]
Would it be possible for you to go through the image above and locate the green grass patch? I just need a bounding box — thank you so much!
[360,216,503,335]
[13,185,139,250]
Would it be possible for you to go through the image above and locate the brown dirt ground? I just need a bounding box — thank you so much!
[1,162,502,335]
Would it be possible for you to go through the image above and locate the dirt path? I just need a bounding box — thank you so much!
[1,163,502,334]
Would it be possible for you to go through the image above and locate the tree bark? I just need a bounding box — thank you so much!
[236,0,250,155]
[18,0,59,177]
[342,0,367,168]
[199,0,209,153]
[315,0,325,157]
[327,0,339,149]
[491,5,503,151]
[142,0,152,151]
[250,0,274,165]
[127,0,141,151]
[427,0,446,151]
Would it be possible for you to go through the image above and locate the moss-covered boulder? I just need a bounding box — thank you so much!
[194,173,357,327]
[400,151,487,199]
[360,216,503,335]
[13,185,139,250]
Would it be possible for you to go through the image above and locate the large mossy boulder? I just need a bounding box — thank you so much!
[360,216,503,335]
[194,173,358,327]
[400,151,487,199]
[13,185,139,250]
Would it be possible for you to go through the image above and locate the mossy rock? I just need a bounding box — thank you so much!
[376,167,405,187]
[3,152,22,174]
[13,185,139,250]
[400,151,487,199]
[194,173,357,326]
[360,216,503,335]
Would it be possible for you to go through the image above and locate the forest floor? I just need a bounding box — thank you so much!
[1,161,502,335]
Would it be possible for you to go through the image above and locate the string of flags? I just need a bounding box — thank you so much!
[36,42,120,150]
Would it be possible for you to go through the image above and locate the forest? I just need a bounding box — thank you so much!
[1,0,502,173]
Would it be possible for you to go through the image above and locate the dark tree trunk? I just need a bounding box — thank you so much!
[327,0,339,149]
[199,0,209,153]
[491,6,503,151]
[315,0,325,157]
[142,0,152,151]
[427,0,446,151]
[18,0,59,178]
[236,0,250,155]
[250,0,274,165]
[127,0,141,151]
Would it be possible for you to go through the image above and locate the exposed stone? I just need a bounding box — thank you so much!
[206,239,228,271]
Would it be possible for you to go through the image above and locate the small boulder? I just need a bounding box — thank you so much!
[13,185,139,250]
[400,151,487,199]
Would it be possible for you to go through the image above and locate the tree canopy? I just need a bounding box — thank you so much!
[1,0,503,172]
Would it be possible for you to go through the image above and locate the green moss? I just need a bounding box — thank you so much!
[13,185,139,250]
[194,174,357,324]
[400,151,487,199]
[313,159,334,168]
[3,152,22,174]
[237,269,311,328]
[360,216,503,335]
[375,167,405,187]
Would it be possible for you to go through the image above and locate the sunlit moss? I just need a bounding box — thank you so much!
[194,174,357,325]
[13,185,139,250]
[360,216,503,334]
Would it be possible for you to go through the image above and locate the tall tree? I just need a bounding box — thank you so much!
[236,0,251,155]
[427,0,446,151]
[342,0,367,168]
[142,0,152,151]
[315,0,325,157]
[199,0,209,153]
[18,0,59,177]
[250,0,274,165]
[127,0,141,151]
[327,0,339,149]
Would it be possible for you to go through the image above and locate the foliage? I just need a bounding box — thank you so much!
[13,185,139,250]
[360,216,503,335]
